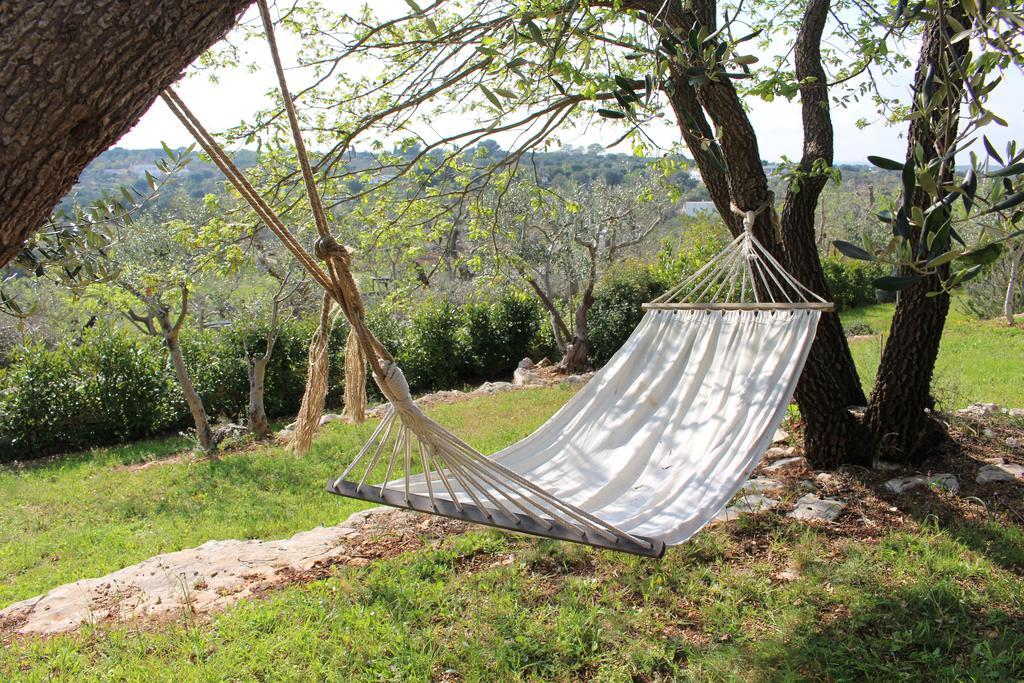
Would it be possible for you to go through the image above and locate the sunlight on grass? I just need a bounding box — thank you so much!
[0,386,579,607]
[3,522,1022,680]
[842,300,1024,408]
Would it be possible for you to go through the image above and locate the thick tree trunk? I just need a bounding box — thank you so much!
[165,332,216,455]
[247,356,271,437]
[779,0,869,468]
[0,0,253,266]
[863,6,966,462]
[656,0,867,466]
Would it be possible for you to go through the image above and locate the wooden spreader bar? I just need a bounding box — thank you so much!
[327,479,666,558]
[642,302,835,312]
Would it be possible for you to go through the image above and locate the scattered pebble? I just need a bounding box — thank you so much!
[764,456,809,473]
[1006,437,1020,450]
[884,474,959,494]
[740,477,784,494]
[772,428,789,444]
[763,446,798,461]
[815,472,837,486]
[788,494,845,522]
[957,403,1001,418]
[713,494,780,523]
[977,463,1024,484]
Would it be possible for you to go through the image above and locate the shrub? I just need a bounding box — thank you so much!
[0,328,179,459]
[820,256,888,311]
[588,261,667,367]
[465,291,544,380]
[395,298,470,393]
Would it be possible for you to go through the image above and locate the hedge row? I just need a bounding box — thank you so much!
[0,291,550,459]
[0,257,879,460]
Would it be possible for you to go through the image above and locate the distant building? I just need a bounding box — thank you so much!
[682,201,717,216]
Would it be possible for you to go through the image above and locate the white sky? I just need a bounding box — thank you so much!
[117,2,1024,165]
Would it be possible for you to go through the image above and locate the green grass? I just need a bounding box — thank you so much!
[0,386,578,608]
[842,299,1024,409]
[3,309,1024,680]
[3,516,1023,680]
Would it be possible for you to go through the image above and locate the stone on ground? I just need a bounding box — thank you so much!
[788,494,845,522]
[513,367,542,386]
[976,462,1024,484]
[957,403,1001,418]
[764,456,809,473]
[517,357,535,370]
[763,445,798,461]
[476,381,515,395]
[0,507,460,637]
[772,428,789,444]
[884,474,959,494]
[319,413,345,425]
[712,494,780,524]
[741,477,784,494]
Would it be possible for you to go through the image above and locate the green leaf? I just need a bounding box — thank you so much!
[614,75,635,91]
[925,250,960,268]
[867,155,905,171]
[986,163,1024,178]
[983,136,1004,165]
[524,20,545,46]
[961,168,977,214]
[479,85,501,108]
[947,264,983,288]
[873,275,921,291]
[990,192,1024,213]
[958,243,1003,266]
[833,240,875,261]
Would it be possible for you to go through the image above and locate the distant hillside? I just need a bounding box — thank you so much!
[62,144,710,213]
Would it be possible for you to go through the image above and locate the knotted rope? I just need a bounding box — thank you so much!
[729,192,783,243]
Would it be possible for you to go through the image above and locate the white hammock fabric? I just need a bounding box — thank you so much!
[401,306,820,545]
[328,230,830,557]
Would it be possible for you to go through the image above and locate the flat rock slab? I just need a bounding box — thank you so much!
[977,463,1024,484]
[741,477,784,494]
[788,494,845,522]
[712,494,780,524]
[884,474,959,494]
[763,446,798,462]
[764,456,809,473]
[0,507,465,637]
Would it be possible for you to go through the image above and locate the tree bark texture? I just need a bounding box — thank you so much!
[0,0,253,266]
[778,0,869,468]
[166,332,216,454]
[863,5,967,462]
[247,356,271,437]
[653,0,866,465]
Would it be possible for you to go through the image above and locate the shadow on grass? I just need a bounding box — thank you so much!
[744,578,1024,680]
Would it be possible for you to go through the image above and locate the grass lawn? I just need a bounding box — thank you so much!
[842,299,1024,409]
[2,307,1023,680]
[0,387,578,608]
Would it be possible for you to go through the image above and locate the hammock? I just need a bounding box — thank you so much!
[161,0,832,558]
